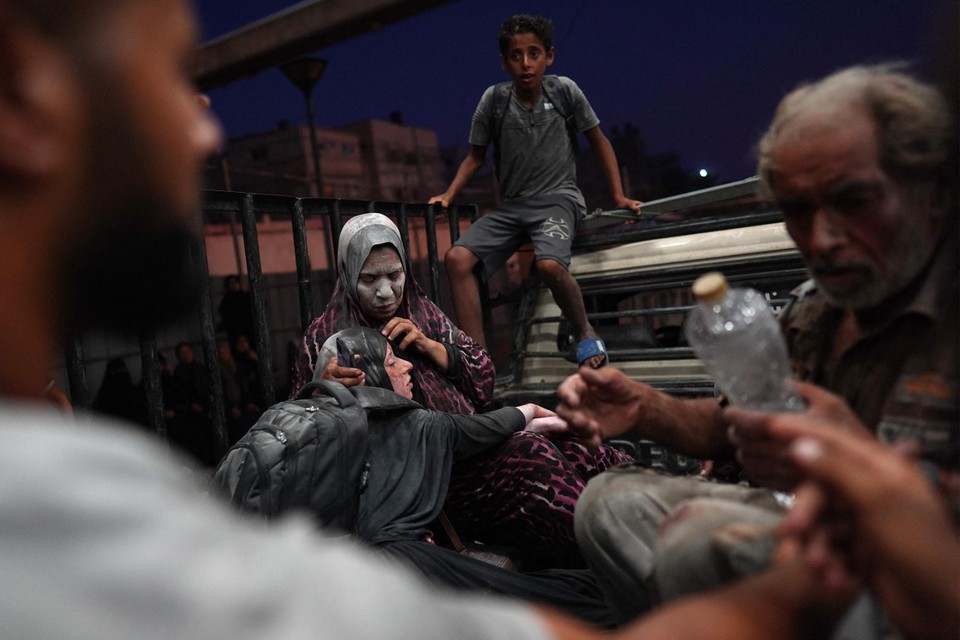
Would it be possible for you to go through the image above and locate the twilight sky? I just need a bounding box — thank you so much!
[196,0,952,183]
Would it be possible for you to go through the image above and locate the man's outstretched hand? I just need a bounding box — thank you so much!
[556,366,649,446]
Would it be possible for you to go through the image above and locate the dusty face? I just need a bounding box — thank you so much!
[500,33,554,93]
[60,0,222,334]
[356,246,406,323]
[383,345,414,399]
[769,107,941,310]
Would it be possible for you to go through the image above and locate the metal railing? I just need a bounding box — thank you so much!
[65,192,479,461]
[498,179,807,392]
[63,178,806,459]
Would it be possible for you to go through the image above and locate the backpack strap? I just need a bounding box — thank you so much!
[226,444,263,509]
[490,81,514,183]
[489,75,580,181]
[297,379,357,407]
[541,75,581,154]
[490,81,514,141]
[491,75,576,139]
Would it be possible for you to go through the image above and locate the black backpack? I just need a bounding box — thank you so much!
[212,380,369,534]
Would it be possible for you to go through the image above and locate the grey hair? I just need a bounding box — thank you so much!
[758,63,954,193]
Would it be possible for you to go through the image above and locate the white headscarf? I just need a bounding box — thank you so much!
[336,213,407,305]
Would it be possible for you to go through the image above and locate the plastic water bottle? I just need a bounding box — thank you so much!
[684,272,804,413]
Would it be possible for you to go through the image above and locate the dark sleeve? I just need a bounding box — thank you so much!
[436,407,525,460]
[441,343,464,385]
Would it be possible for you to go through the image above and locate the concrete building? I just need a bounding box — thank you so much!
[217,117,445,202]
[336,117,446,203]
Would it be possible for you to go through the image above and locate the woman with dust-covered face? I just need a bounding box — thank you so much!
[292,213,632,568]
[291,213,494,415]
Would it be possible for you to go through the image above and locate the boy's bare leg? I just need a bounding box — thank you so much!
[445,246,487,348]
[536,259,604,368]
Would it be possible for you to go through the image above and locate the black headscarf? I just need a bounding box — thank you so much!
[317,327,392,391]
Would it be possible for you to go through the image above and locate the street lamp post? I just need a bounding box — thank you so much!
[280,56,336,266]
[279,57,329,198]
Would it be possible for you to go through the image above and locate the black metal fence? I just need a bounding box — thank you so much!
[64,191,479,461]
[63,178,804,464]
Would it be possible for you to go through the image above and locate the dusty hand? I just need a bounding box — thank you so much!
[518,404,569,436]
[555,366,645,446]
[382,316,434,354]
[724,381,869,491]
[528,404,559,420]
[318,355,365,387]
[526,416,570,435]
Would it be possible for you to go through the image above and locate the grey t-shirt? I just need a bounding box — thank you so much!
[0,403,549,640]
[469,76,599,203]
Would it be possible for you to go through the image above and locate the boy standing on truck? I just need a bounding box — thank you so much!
[430,14,641,368]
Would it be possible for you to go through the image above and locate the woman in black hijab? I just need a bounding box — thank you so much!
[318,327,616,627]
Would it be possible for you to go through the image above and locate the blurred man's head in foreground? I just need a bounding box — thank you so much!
[0,0,221,339]
[758,65,954,310]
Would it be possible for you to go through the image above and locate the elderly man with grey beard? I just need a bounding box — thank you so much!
[558,63,957,634]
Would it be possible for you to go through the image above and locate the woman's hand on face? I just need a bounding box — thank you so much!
[382,317,430,352]
[381,317,450,370]
[319,355,365,387]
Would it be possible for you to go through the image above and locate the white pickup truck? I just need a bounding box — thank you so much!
[496,177,807,407]
[490,177,808,470]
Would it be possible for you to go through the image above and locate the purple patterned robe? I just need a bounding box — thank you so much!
[290,213,631,567]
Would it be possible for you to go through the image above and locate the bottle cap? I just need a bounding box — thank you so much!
[692,272,728,302]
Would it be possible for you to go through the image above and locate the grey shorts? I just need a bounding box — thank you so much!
[455,193,583,276]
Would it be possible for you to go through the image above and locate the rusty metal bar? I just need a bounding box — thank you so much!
[397,204,413,271]
[192,228,228,456]
[138,330,166,438]
[424,206,439,301]
[65,337,90,410]
[289,198,315,333]
[195,0,453,90]
[445,204,460,245]
[239,194,276,404]
[331,199,344,264]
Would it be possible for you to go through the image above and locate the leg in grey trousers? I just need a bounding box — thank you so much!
[574,465,783,624]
